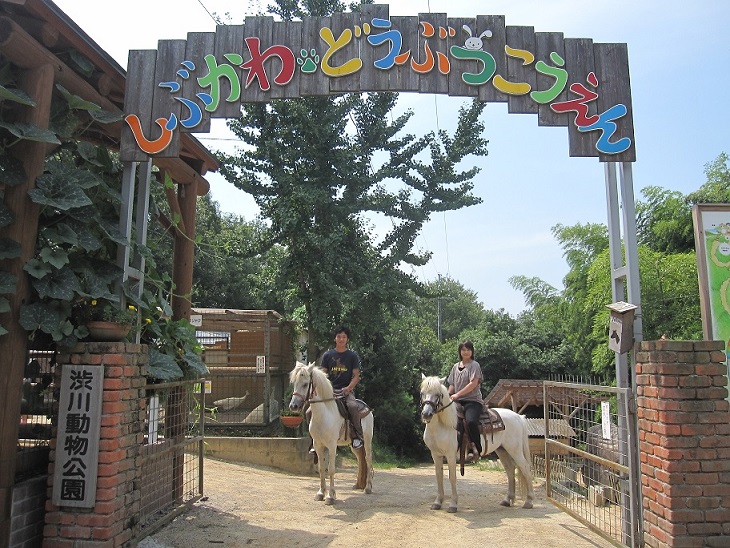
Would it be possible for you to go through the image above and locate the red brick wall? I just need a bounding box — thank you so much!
[43,342,147,547]
[635,340,730,547]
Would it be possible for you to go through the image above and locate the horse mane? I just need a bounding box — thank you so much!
[310,365,334,400]
[420,375,448,398]
[289,361,307,385]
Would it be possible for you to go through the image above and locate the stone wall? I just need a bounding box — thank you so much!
[635,340,730,547]
[204,436,318,476]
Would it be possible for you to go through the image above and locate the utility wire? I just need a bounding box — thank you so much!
[196,0,218,24]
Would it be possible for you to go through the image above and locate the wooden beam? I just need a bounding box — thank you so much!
[0,16,121,114]
[0,16,214,191]
[154,157,211,194]
[171,182,197,321]
[0,61,54,547]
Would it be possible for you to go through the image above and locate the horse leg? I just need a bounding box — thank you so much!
[315,443,326,501]
[445,452,458,513]
[362,416,374,494]
[511,447,535,509]
[496,447,516,507]
[325,444,337,505]
[430,453,445,510]
[352,445,366,490]
[364,440,373,494]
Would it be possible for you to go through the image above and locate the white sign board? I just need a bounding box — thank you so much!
[256,356,266,374]
[601,401,611,440]
[189,314,202,327]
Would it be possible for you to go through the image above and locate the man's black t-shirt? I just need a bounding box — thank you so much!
[320,348,360,390]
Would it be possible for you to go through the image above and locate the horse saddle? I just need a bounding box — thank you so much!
[456,404,505,434]
[334,397,371,442]
[335,398,372,419]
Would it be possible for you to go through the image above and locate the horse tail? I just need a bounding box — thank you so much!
[518,414,531,465]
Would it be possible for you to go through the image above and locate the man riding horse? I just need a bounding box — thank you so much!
[319,325,364,449]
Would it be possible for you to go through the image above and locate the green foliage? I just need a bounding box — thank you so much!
[0,57,204,382]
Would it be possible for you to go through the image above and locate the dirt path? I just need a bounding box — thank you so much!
[138,457,615,548]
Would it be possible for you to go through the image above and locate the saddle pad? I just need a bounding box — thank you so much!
[479,408,505,433]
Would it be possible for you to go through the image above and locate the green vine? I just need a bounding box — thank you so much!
[0,57,206,381]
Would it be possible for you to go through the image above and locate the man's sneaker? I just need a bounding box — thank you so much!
[352,438,363,449]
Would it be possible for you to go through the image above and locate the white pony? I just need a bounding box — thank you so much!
[420,375,534,510]
[289,362,374,504]
[420,375,459,512]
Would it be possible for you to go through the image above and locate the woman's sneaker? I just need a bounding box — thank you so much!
[352,438,363,449]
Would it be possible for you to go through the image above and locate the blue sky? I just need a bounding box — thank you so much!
[55,0,730,315]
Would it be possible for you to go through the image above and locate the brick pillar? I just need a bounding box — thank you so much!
[44,342,147,547]
[635,340,730,547]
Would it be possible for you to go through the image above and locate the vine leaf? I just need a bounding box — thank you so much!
[19,302,61,334]
[0,271,16,294]
[40,246,69,269]
[0,121,60,144]
[147,348,184,381]
[24,258,52,280]
[31,267,80,300]
[0,84,35,106]
[0,200,15,227]
[0,238,21,260]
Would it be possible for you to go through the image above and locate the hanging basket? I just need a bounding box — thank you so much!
[86,321,131,342]
[280,414,304,428]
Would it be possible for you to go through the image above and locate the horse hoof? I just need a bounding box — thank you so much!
[325,497,335,505]
[315,493,324,501]
[447,506,457,513]
[522,501,534,509]
[431,503,442,510]
[500,499,512,507]
[365,487,372,494]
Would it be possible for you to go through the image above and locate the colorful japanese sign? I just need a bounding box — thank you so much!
[52,365,103,508]
[693,204,730,357]
[121,6,634,163]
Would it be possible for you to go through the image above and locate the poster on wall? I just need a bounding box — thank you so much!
[692,204,730,363]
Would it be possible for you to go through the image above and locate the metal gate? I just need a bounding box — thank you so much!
[135,379,206,540]
[543,381,641,547]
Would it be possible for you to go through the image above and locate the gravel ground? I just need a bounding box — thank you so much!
[137,456,615,548]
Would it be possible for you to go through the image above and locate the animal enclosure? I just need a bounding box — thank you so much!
[193,309,297,429]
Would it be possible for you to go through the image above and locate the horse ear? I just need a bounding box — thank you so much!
[440,376,448,384]
[421,373,426,380]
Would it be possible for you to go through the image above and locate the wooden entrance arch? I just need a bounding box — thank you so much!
[120,9,643,542]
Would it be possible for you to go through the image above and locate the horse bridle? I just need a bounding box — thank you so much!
[420,393,453,414]
[292,371,337,404]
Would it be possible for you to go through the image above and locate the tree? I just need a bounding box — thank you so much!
[217,1,489,356]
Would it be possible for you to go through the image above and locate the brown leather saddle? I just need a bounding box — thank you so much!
[334,397,371,442]
[456,404,505,434]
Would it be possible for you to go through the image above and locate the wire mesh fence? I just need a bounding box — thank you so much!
[542,381,639,547]
[138,379,204,534]
[16,350,56,481]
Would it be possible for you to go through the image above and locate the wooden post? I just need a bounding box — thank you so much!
[0,62,54,547]
[171,179,197,321]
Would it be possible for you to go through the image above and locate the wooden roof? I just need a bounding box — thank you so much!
[524,418,576,438]
[484,379,544,414]
[191,309,295,333]
[0,0,219,187]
